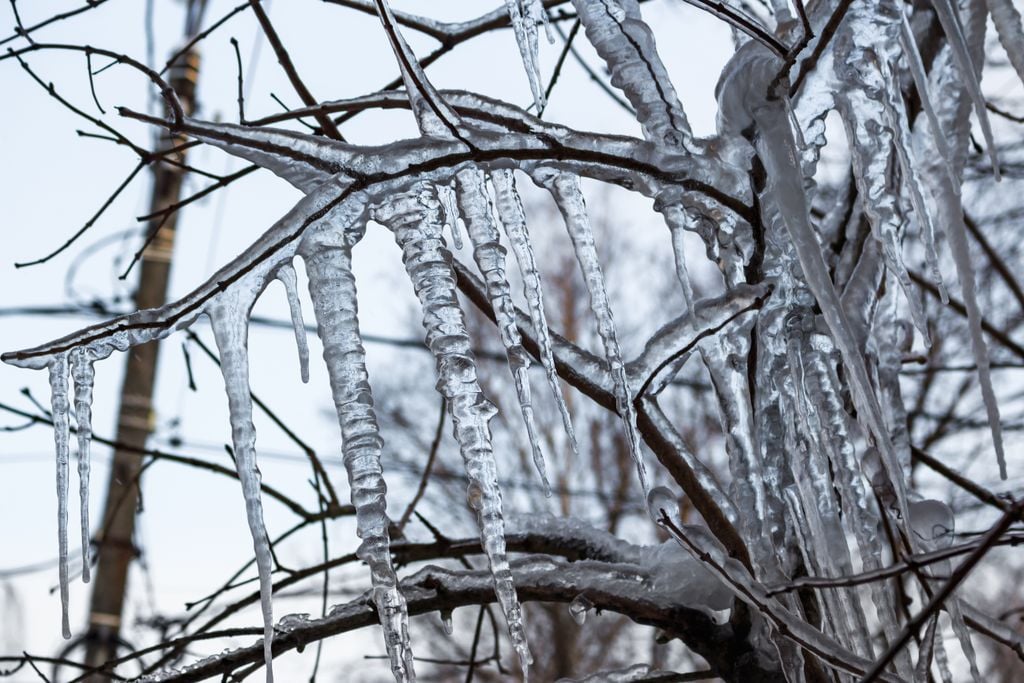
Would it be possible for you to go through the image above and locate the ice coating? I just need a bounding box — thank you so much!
[371,0,468,140]
[700,313,774,574]
[945,203,1007,478]
[276,261,310,384]
[556,664,672,683]
[570,0,692,150]
[455,169,550,495]
[490,169,579,458]
[300,217,415,682]
[641,540,733,614]
[48,354,72,639]
[371,183,532,674]
[532,168,649,494]
[988,0,1024,86]
[70,347,95,582]
[502,0,546,110]
[207,301,276,683]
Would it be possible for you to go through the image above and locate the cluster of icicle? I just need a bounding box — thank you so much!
[5,0,1022,680]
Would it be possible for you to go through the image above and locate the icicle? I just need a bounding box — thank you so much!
[829,0,941,337]
[784,325,874,657]
[933,631,955,683]
[702,311,785,584]
[300,217,415,682]
[988,0,1024,87]
[928,0,1000,177]
[531,168,649,494]
[915,615,939,682]
[568,594,593,625]
[48,354,72,640]
[899,13,959,197]
[207,302,276,683]
[909,0,1008,479]
[656,202,697,316]
[569,0,692,150]
[718,43,912,541]
[276,262,310,384]
[440,609,454,635]
[372,183,532,675]
[804,338,900,667]
[946,600,985,683]
[490,169,578,458]
[503,0,546,110]
[70,347,94,583]
[436,183,464,250]
[455,169,550,495]
[877,56,948,303]
[948,209,1007,478]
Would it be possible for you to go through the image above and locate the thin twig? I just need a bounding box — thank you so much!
[860,499,1024,682]
[397,397,446,533]
[230,36,245,123]
[160,2,249,76]
[464,605,487,683]
[247,0,343,139]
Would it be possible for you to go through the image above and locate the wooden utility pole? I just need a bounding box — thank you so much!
[82,43,200,677]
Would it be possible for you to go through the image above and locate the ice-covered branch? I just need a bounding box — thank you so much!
[140,554,781,683]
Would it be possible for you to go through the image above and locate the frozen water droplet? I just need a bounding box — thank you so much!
[909,500,955,548]
[440,609,454,635]
[276,613,310,632]
[647,486,678,522]
[568,594,593,625]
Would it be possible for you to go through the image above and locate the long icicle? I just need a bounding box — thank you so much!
[878,56,948,302]
[372,183,532,674]
[899,13,959,197]
[489,169,579,459]
[70,347,95,583]
[301,219,415,682]
[276,261,310,384]
[532,168,649,494]
[916,0,1007,478]
[718,43,913,539]
[48,353,72,639]
[502,0,546,110]
[455,168,550,495]
[207,300,276,683]
[987,0,1024,86]
[929,0,1001,176]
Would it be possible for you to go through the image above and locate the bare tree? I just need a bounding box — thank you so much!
[1,1,1024,682]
